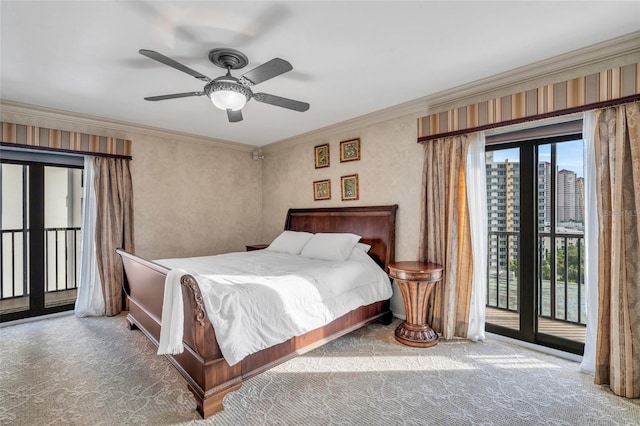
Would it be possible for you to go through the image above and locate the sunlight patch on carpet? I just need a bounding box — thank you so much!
[275,355,477,373]
[467,354,563,370]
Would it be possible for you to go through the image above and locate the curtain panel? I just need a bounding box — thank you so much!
[74,156,105,317]
[465,132,488,342]
[418,135,473,339]
[94,157,135,316]
[593,102,640,398]
[579,111,599,375]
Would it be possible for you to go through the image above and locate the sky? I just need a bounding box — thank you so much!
[490,139,584,177]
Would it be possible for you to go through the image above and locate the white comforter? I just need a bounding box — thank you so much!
[154,249,392,366]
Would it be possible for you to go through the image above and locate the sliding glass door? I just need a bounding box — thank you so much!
[485,134,586,354]
[1,154,83,321]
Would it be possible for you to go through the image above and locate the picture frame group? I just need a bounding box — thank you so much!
[313,138,360,201]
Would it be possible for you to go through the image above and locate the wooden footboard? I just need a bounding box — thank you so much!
[118,248,390,418]
[116,204,398,418]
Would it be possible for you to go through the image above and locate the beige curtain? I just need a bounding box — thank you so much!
[594,102,640,398]
[418,135,473,339]
[94,157,134,316]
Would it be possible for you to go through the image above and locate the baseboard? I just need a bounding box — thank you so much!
[487,332,583,363]
[0,310,74,328]
[389,315,583,363]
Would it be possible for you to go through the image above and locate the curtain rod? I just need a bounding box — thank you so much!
[0,142,132,160]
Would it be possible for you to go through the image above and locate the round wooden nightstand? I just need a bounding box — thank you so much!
[388,261,444,347]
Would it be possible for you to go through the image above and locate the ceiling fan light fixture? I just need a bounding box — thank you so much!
[210,89,246,111]
[206,81,251,111]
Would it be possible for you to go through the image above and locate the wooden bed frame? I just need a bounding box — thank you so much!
[116,205,398,418]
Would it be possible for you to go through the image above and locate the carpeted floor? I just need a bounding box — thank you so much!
[1,313,638,425]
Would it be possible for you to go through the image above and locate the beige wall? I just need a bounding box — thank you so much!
[261,114,423,260]
[130,134,262,260]
[0,105,263,261]
[261,113,425,315]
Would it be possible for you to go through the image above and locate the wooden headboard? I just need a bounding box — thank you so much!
[285,205,398,271]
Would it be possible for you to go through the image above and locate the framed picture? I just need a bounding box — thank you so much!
[313,179,331,201]
[314,144,330,168]
[340,138,360,162]
[340,174,359,201]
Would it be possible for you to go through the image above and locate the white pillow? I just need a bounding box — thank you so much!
[265,230,313,255]
[348,243,372,261]
[356,242,371,253]
[300,232,361,261]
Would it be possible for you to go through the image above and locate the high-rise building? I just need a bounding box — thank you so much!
[538,161,552,231]
[575,177,584,222]
[486,157,585,275]
[486,156,520,275]
[557,169,577,222]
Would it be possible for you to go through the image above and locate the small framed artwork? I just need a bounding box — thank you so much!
[314,144,330,168]
[340,138,360,162]
[313,179,331,201]
[340,174,359,201]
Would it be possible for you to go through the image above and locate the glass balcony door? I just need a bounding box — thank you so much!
[485,135,586,355]
[43,165,83,310]
[536,141,586,348]
[1,156,83,322]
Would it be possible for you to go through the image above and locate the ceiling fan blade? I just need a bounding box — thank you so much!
[240,58,292,85]
[227,109,243,122]
[144,91,205,101]
[139,49,211,82]
[253,93,310,112]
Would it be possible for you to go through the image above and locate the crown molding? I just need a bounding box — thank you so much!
[0,99,256,152]
[265,31,640,152]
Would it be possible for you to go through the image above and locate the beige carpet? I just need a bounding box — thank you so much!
[1,313,638,426]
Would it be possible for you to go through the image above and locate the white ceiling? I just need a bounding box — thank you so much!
[2,1,639,147]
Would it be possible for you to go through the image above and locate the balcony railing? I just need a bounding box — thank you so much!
[1,227,81,301]
[487,231,519,311]
[538,232,585,324]
[487,230,586,326]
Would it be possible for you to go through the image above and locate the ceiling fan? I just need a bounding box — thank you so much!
[139,48,310,122]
